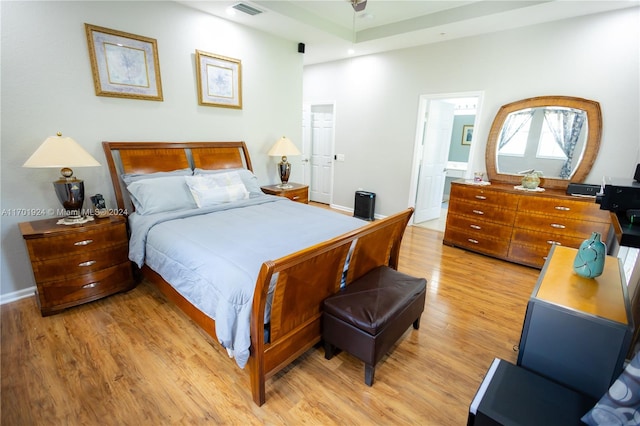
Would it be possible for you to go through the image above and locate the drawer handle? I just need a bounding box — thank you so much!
[554,206,570,211]
[292,196,300,200]
[470,224,482,230]
[467,238,479,244]
[78,260,97,267]
[547,240,562,245]
[82,282,98,289]
[474,195,487,200]
[550,223,566,229]
[472,209,484,215]
[74,239,94,246]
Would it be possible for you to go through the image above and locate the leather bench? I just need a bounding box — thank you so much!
[322,265,427,385]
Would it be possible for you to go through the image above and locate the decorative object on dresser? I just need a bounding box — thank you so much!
[22,132,101,224]
[443,181,611,268]
[573,231,606,278]
[519,169,543,190]
[260,182,309,204]
[19,215,135,316]
[267,136,302,188]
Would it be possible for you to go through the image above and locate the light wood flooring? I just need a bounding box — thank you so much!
[1,225,540,425]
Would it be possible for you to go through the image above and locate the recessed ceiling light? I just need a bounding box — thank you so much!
[347,48,355,55]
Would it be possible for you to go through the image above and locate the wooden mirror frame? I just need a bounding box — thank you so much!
[485,95,602,190]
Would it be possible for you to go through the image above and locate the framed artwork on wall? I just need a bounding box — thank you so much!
[195,50,242,109]
[85,23,163,101]
[462,125,474,145]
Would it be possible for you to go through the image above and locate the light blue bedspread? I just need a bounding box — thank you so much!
[128,195,365,368]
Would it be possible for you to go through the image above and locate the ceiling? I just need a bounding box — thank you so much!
[178,1,639,65]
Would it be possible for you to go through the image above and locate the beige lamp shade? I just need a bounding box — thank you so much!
[23,133,100,172]
[268,136,301,158]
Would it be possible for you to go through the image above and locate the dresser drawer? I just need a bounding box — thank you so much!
[517,196,610,222]
[443,227,510,258]
[451,184,519,210]
[448,198,517,227]
[445,214,513,240]
[508,243,553,268]
[38,262,134,312]
[30,243,129,283]
[511,228,589,251]
[25,224,128,260]
[281,187,308,203]
[514,214,611,239]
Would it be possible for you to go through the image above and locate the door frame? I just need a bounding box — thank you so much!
[302,101,336,204]
[407,91,484,224]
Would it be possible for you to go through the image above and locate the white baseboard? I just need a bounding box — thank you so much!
[329,204,384,220]
[0,286,35,305]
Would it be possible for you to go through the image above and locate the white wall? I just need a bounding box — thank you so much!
[303,7,640,215]
[0,1,304,297]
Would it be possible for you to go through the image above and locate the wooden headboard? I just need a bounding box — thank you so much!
[102,141,253,213]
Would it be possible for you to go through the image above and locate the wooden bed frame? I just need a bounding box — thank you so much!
[102,141,414,406]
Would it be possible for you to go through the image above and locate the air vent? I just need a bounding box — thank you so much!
[232,2,263,16]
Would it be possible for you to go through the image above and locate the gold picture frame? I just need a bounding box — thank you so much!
[462,125,473,145]
[85,24,163,101]
[195,50,242,109]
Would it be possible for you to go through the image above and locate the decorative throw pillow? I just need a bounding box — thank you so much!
[185,173,249,207]
[193,168,262,194]
[581,350,640,425]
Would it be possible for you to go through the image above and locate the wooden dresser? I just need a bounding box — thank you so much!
[443,181,611,268]
[20,215,135,316]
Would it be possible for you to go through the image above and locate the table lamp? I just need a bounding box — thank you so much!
[268,136,301,188]
[23,132,101,224]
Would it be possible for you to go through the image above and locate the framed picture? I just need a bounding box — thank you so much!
[462,125,474,145]
[195,50,242,109]
[85,24,163,101]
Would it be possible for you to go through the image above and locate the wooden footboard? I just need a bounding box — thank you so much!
[249,207,414,405]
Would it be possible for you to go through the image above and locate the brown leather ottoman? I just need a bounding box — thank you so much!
[322,265,427,385]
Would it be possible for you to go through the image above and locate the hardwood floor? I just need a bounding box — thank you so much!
[1,225,540,425]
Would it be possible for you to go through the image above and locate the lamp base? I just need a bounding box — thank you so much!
[277,183,294,189]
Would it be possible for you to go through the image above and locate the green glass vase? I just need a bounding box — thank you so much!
[573,232,606,278]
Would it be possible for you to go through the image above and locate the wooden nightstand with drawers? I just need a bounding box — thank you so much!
[261,183,309,204]
[19,215,135,316]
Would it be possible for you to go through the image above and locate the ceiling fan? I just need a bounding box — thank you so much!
[350,0,367,12]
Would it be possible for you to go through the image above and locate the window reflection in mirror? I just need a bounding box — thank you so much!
[497,106,588,179]
[485,96,601,190]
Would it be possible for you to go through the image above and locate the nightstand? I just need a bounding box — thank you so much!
[261,183,309,204]
[19,215,135,316]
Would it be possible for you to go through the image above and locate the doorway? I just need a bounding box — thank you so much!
[302,103,335,204]
[409,92,482,231]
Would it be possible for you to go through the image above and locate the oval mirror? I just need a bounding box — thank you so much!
[486,96,602,190]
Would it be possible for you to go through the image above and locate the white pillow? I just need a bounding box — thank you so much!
[127,176,197,215]
[185,173,249,207]
[193,168,262,194]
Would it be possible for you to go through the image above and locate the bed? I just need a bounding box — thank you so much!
[102,141,414,405]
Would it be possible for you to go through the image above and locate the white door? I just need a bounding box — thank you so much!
[309,105,334,204]
[414,100,455,223]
